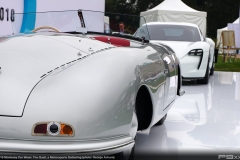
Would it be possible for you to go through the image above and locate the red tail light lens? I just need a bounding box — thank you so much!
[32,122,74,136]
[34,124,47,134]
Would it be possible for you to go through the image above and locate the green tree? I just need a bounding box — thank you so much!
[105,0,164,15]
[105,0,118,13]
[182,0,240,38]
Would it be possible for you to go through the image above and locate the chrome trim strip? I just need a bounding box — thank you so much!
[0,136,134,153]
[0,140,134,154]
[0,134,129,142]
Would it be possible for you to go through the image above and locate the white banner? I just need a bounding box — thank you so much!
[0,0,24,36]
[0,0,105,36]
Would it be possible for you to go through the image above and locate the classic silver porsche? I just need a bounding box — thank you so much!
[0,10,184,159]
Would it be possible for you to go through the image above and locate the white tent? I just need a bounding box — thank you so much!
[216,18,239,49]
[140,0,207,36]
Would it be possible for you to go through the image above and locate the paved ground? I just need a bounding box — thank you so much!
[134,71,240,159]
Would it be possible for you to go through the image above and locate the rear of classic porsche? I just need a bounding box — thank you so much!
[0,35,140,155]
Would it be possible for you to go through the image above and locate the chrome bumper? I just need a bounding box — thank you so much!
[0,136,134,155]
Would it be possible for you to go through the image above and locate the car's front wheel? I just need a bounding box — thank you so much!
[197,60,210,84]
[210,56,215,76]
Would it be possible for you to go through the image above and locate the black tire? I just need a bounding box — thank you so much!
[155,114,167,126]
[210,57,214,76]
[197,62,209,84]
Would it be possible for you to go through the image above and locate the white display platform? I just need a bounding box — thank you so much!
[135,71,240,155]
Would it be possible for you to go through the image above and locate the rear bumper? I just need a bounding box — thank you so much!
[0,136,134,155]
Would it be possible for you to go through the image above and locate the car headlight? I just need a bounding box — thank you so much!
[188,49,203,56]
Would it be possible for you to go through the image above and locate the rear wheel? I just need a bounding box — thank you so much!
[155,114,167,126]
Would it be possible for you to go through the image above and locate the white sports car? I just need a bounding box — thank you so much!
[0,10,184,159]
[134,22,215,84]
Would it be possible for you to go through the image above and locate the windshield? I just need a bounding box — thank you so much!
[134,24,201,42]
[11,10,150,40]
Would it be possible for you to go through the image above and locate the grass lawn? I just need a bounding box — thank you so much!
[215,55,240,72]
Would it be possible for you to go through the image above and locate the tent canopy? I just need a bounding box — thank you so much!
[140,0,207,36]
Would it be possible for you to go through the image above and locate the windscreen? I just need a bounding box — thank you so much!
[134,24,201,42]
[11,10,150,40]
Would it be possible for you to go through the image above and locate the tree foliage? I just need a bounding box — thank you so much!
[182,0,239,38]
[105,0,240,38]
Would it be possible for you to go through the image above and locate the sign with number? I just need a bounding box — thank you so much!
[0,7,15,22]
[0,0,23,36]
[0,0,105,36]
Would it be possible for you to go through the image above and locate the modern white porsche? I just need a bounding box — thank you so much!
[135,22,215,84]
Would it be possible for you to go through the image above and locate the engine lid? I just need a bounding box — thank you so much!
[0,34,104,116]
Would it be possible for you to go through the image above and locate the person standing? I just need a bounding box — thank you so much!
[119,22,125,35]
